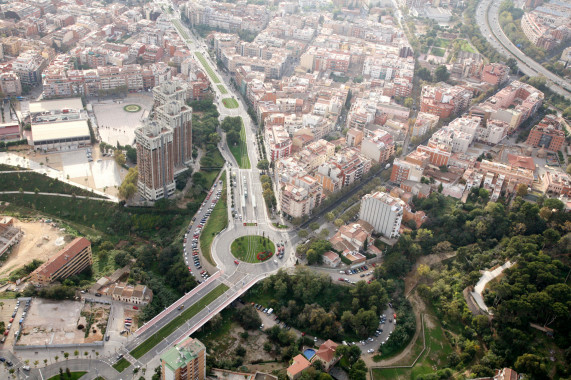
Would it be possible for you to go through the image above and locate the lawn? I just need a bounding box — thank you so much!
[199,171,228,266]
[457,39,476,53]
[372,315,453,380]
[172,19,190,41]
[112,358,131,373]
[434,38,450,48]
[431,47,446,57]
[130,283,229,359]
[195,52,221,84]
[0,172,104,198]
[222,98,239,109]
[47,372,87,380]
[228,117,251,169]
[217,85,228,94]
[231,235,275,263]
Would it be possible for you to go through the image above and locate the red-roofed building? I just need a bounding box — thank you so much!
[287,354,311,380]
[31,237,92,285]
[311,339,339,371]
[506,154,536,172]
[494,368,518,380]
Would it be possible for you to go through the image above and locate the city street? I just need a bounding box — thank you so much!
[476,0,571,99]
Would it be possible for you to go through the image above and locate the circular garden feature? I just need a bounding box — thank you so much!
[123,104,142,113]
[231,235,275,263]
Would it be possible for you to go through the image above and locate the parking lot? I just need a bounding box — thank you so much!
[17,299,110,346]
[0,298,20,347]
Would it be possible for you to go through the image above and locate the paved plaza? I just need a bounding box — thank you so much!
[91,93,153,147]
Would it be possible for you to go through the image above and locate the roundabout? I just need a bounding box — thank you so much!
[231,235,275,263]
[123,104,142,113]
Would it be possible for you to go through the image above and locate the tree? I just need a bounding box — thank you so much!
[309,222,320,231]
[119,167,138,200]
[114,150,126,166]
[257,159,269,170]
[515,353,548,379]
[434,65,450,82]
[325,212,335,222]
[298,230,309,239]
[417,67,432,81]
[226,130,240,146]
[403,97,414,108]
[334,219,344,228]
[349,359,367,380]
[235,305,262,330]
[516,183,528,197]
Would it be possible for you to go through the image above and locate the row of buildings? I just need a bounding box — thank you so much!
[521,0,571,50]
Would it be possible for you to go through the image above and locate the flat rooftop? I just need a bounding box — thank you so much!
[29,98,84,114]
[32,120,90,143]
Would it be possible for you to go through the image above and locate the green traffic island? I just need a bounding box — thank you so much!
[112,358,131,373]
[222,98,239,109]
[47,371,87,380]
[256,251,273,262]
[231,235,275,263]
[123,104,142,113]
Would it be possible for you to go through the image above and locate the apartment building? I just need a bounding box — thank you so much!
[359,191,405,239]
[12,51,46,86]
[161,337,206,380]
[479,159,534,193]
[155,98,193,170]
[525,114,565,151]
[135,119,176,201]
[280,175,322,218]
[390,157,424,184]
[420,83,473,119]
[544,170,571,196]
[153,80,188,106]
[411,112,439,137]
[265,124,292,162]
[0,72,22,96]
[481,63,510,86]
[30,237,92,285]
[360,129,394,163]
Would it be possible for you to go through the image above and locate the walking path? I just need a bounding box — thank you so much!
[470,261,514,314]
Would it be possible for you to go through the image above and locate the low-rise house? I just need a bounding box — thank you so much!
[311,339,339,371]
[322,251,341,268]
[105,282,153,305]
[287,354,311,380]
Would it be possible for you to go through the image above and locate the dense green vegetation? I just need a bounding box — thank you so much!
[244,267,394,341]
[130,283,229,359]
[0,172,103,198]
[221,116,250,169]
[374,190,571,379]
[0,163,28,171]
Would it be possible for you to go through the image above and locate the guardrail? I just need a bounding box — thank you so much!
[134,271,221,336]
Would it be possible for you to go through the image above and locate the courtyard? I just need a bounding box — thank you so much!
[91,93,153,147]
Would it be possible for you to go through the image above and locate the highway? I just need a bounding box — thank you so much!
[476,0,571,99]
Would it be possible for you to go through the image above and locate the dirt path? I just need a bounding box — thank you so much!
[365,251,457,371]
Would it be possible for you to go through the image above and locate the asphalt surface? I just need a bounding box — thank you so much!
[476,0,571,98]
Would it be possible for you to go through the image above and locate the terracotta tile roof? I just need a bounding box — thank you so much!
[287,354,311,376]
[507,154,535,171]
[315,340,338,363]
[33,237,91,279]
[323,251,340,262]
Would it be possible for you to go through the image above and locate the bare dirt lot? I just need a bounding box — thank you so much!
[0,217,69,279]
[18,299,109,346]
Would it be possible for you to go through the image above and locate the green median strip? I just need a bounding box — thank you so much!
[229,118,250,169]
[130,283,229,359]
[217,85,228,94]
[195,52,221,84]
[200,172,228,266]
[112,358,131,373]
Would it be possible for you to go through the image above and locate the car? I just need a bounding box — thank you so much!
[105,335,110,341]
[9,318,13,323]
[388,302,392,308]
[117,354,124,360]
[133,306,139,310]
[301,332,306,336]
[6,360,13,367]
[234,260,239,265]
[338,277,344,281]
[368,337,374,342]
[314,337,318,342]
[0,357,4,362]
[367,349,374,354]
[95,293,102,297]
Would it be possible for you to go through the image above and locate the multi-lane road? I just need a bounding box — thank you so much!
[476,0,571,99]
